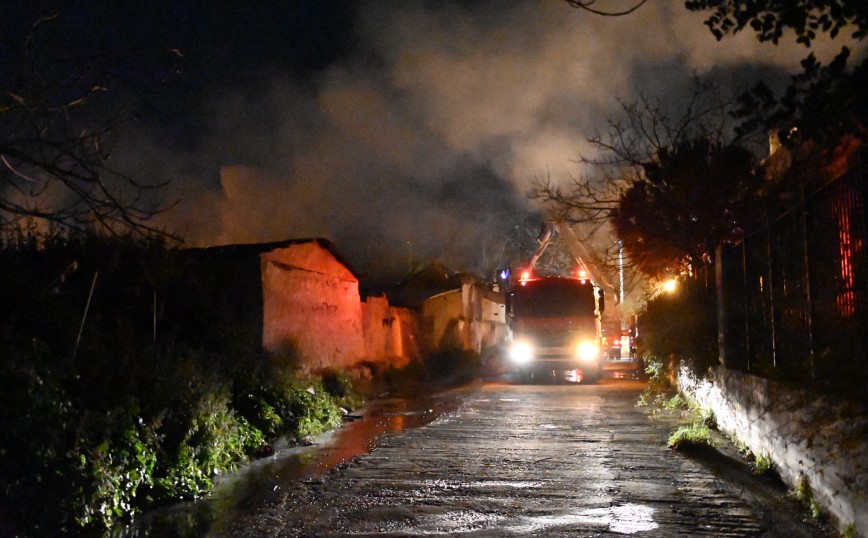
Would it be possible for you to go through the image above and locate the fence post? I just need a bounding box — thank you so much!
[72,271,98,362]
[765,214,777,369]
[741,237,750,372]
[715,244,728,367]
[799,183,816,382]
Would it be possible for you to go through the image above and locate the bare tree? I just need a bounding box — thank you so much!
[530,79,737,226]
[0,8,181,238]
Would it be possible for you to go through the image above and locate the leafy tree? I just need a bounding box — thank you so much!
[0,4,181,236]
[684,0,867,45]
[685,0,868,144]
[612,138,760,278]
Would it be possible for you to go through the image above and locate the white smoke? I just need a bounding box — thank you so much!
[143,0,864,283]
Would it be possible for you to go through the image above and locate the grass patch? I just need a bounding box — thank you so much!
[792,475,822,520]
[667,423,715,450]
[752,453,775,476]
[665,393,686,410]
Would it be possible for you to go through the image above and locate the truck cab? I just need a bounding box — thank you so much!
[505,272,604,383]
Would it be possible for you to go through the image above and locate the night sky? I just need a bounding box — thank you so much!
[3,0,864,286]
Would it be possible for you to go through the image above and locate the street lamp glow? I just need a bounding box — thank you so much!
[662,278,677,293]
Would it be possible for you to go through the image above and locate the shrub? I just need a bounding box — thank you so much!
[71,413,160,530]
[287,383,344,440]
[321,368,364,410]
[156,390,266,500]
[637,279,717,372]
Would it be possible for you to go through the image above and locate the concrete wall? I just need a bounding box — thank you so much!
[678,365,868,537]
[422,283,507,354]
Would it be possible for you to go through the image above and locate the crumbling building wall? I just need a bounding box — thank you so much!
[260,241,366,370]
[422,283,507,354]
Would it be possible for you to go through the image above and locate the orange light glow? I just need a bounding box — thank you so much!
[836,193,856,317]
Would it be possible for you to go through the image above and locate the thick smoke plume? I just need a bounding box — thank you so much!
[138,0,862,286]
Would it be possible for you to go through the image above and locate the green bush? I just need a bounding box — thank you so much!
[71,413,160,530]
[156,390,266,500]
[637,279,717,371]
[320,368,364,410]
[286,383,344,440]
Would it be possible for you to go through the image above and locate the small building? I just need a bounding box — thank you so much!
[423,283,507,354]
[168,238,414,372]
[167,242,507,373]
[387,261,508,355]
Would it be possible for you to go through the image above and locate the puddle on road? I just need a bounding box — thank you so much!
[116,394,458,537]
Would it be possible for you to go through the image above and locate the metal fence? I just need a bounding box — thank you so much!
[718,153,867,394]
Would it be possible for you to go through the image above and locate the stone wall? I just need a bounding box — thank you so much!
[174,238,500,375]
[678,365,868,537]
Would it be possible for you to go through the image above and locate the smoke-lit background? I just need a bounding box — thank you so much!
[103,0,862,285]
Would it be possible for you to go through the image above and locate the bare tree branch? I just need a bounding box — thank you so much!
[0,6,181,240]
[564,0,648,17]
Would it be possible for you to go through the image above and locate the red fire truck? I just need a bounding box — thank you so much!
[504,268,605,383]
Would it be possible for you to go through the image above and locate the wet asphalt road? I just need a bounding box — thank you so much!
[215,378,831,537]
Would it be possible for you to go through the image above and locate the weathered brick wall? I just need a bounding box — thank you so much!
[261,242,366,370]
[361,295,417,368]
[678,365,868,537]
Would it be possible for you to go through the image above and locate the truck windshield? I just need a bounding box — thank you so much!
[512,279,596,318]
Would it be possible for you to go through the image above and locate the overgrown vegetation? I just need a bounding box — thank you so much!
[634,279,717,416]
[635,278,718,375]
[0,232,366,536]
[752,453,775,476]
[636,351,716,452]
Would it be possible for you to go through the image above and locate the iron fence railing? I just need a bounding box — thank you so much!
[718,154,867,394]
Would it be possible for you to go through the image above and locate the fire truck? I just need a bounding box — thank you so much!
[501,222,609,383]
[505,268,605,382]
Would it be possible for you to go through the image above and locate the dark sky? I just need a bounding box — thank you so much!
[4,1,864,288]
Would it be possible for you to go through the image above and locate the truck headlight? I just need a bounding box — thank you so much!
[577,341,600,363]
[509,341,534,364]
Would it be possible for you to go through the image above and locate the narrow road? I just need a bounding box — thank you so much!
[217,379,830,537]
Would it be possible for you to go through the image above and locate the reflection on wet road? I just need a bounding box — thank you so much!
[123,379,830,537]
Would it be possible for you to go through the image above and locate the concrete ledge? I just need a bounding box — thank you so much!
[677,364,868,537]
